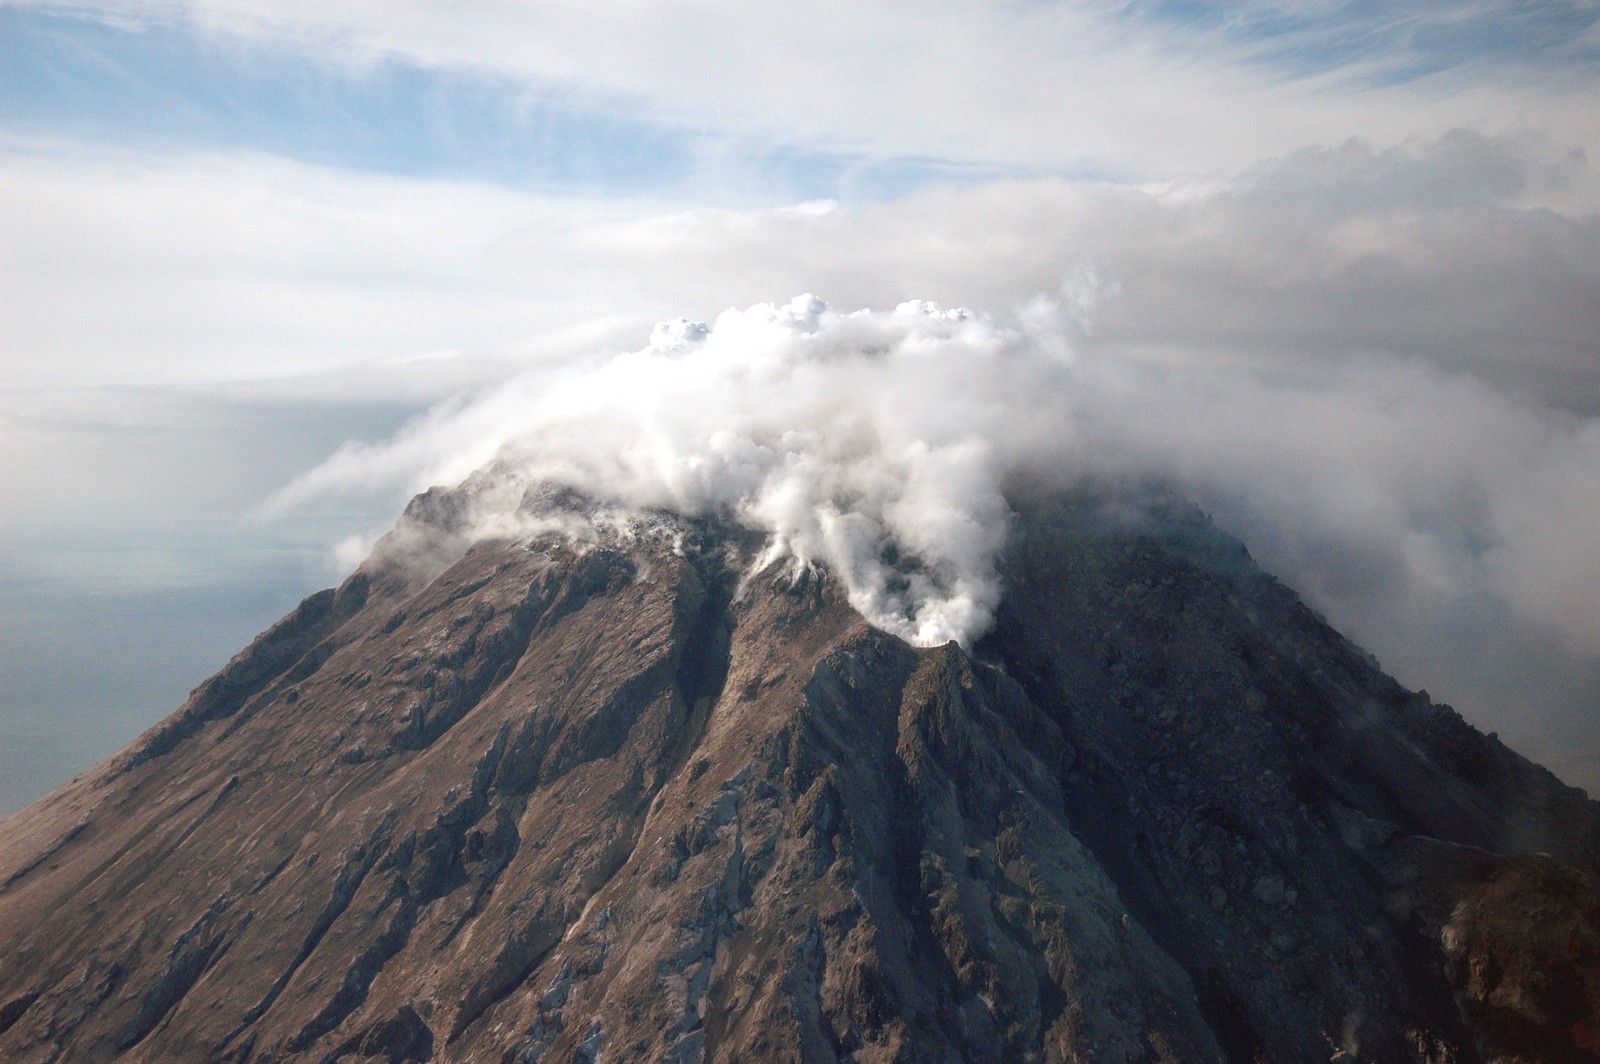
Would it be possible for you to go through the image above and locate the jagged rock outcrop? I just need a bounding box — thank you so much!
[1,483,1596,1063]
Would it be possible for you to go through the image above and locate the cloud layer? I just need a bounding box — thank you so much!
[8,130,1596,405]
[273,284,1600,659]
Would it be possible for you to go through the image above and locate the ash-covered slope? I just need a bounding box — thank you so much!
[1,484,1597,1063]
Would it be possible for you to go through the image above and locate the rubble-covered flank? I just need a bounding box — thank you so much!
[1,485,1596,1062]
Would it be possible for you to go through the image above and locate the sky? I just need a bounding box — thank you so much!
[1,0,1598,814]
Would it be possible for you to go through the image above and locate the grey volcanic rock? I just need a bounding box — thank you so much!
[1,484,1597,1063]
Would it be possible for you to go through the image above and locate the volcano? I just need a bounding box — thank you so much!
[1,482,1597,1063]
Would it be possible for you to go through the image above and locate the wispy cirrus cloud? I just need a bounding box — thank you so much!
[1114,1,1600,84]
[6,0,1598,187]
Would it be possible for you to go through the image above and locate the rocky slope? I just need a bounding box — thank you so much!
[0,483,1597,1063]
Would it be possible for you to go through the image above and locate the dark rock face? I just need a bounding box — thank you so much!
[1,485,1597,1063]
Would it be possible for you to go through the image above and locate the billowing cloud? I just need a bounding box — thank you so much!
[272,297,1032,645]
[270,284,1600,658]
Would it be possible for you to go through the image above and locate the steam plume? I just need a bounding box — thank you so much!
[270,293,1600,668]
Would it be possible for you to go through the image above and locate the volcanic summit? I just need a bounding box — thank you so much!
[1,481,1597,1063]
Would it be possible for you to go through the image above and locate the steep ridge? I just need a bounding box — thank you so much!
[0,483,1596,1063]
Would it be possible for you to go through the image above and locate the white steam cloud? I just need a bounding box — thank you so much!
[276,296,1072,645]
[270,292,1600,668]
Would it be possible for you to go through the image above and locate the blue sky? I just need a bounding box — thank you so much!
[0,4,1032,202]
[2,0,1598,812]
[7,1,1597,204]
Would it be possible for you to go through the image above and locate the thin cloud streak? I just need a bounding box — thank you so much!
[1111,0,1600,84]
[0,138,675,388]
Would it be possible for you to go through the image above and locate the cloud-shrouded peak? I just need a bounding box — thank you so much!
[274,289,1600,680]
[282,295,1072,646]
